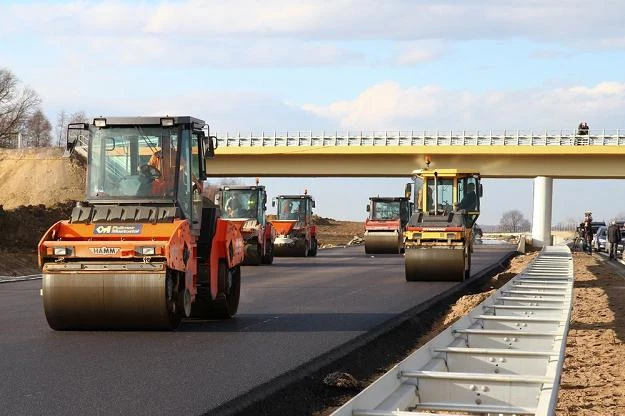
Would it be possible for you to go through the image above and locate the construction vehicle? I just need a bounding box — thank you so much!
[404,167,482,282]
[38,116,245,330]
[364,186,412,254]
[270,192,318,257]
[214,181,276,265]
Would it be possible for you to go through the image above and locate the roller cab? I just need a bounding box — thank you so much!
[214,182,276,265]
[39,116,245,330]
[364,196,412,254]
[269,192,318,257]
[404,168,482,282]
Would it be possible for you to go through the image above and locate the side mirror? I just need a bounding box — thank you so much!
[204,135,216,159]
[65,123,89,157]
[214,193,220,206]
[404,183,412,199]
[105,137,116,151]
[478,184,483,198]
[272,199,276,207]
[366,204,370,212]
[312,200,316,208]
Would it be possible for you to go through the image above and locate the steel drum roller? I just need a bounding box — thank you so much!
[405,247,466,282]
[273,244,307,257]
[42,271,177,330]
[364,231,401,254]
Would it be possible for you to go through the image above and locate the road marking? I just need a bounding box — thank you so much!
[0,274,43,283]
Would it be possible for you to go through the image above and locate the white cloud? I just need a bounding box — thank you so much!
[395,47,442,65]
[302,80,625,130]
[3,1,625,44]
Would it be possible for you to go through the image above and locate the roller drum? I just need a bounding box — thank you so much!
[405,247,466,282]
[273,237,308,257]
[364,231,401,254]
[42,270,179,330]
[243,243,262,265]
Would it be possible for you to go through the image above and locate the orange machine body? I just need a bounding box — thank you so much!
[364,218,402,233]
[38,218,244,301]
[271,220,317,242]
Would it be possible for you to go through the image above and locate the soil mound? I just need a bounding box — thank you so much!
[0,202,74,251]
[0,147,85,209]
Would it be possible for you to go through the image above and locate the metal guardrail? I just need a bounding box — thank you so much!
[215,130,625,147]
[331,246,573,416]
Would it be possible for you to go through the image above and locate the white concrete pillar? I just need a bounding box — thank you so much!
[531,176,553,247]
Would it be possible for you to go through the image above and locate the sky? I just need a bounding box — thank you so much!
[2,0,625,225]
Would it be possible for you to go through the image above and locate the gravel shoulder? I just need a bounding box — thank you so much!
[556,252,625,415]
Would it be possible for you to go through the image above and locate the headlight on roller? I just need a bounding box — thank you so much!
[53,247,71,256]
[137,247,156,255]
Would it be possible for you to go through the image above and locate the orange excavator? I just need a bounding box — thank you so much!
[364,186,413,254]
[270,192,318,257]
[214,181,276,265]
[38,116,245,330]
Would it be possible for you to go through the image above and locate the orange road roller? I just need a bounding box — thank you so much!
[38,116,245,330]
[214,181,276,265]
[269,192,318,257]
[364,190,412,254]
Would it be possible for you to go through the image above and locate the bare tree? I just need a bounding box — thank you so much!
[55,110,88,147]
[22,109,52,147]
[55,110,67,147]
[499,210,531,232]
[0,68,40,147]
[68,111,88,124]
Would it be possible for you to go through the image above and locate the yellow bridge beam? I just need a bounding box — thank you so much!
[210,146,625,178]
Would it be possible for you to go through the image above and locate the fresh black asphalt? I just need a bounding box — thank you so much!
[0,244,515,416]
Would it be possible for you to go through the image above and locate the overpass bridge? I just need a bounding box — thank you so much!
[210,129,625,247]
[211,129,625,178]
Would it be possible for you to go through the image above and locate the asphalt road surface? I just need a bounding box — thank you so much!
[0,244,515,416]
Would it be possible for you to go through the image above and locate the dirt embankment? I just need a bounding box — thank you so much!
[312,216,363,247]
[0,148,85,210]
[0,148,85,275]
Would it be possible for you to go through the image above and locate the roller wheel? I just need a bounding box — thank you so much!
[244,242,262,266]
[405,247,465,282]
[364,233,401,254]
[42,268,182,330]
[464,248,472,280]
[211,261,241,318]
[309,238,318,257]
[165,273,183,329]
[261,240,274,265]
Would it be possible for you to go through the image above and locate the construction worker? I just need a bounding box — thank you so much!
[608,220,622,260]
[147,148,162,172]
[417,185,434,212]
[457,183,477,211]
[225,195,242,217]
[582,211,593,255]
[577,122,589,135]
[244,196,258,218]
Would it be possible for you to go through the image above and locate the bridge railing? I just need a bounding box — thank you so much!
[215,129,625,147]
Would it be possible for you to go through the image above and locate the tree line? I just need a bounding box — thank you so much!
[0,68,87,149]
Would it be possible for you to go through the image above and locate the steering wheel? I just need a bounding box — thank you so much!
[139,164,161,180]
